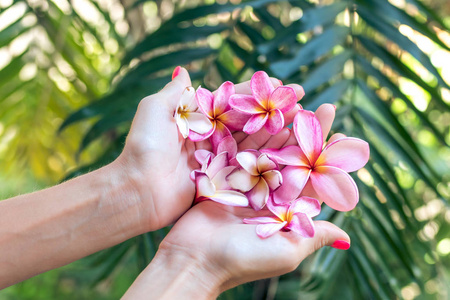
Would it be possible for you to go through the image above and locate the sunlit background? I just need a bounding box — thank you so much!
[0,0,449,299]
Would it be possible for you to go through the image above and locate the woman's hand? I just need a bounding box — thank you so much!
[113,68,200,231]
[115,68,305,232]
[123,201,350,299]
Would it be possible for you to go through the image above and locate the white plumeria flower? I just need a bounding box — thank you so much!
[175,87,213,139]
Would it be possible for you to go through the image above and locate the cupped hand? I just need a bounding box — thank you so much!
[159,200,350,293]
[114,69,306,232]
[115,68,199,231]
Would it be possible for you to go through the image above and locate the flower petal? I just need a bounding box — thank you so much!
[236,151,259,176]
[293,110,323,164]
[269,86,297,113]
[175,114,189,138]
[298,181,320,202]
[180,86,196,109]
[229,94,266,114]
[262,170,283,191]
[210,121,232,151]
[261,146,309,167]
[195,87,214,118]
[195,172,216,198]
[210,190,249,207]
[195,149,213,165]
[243,216,280,224]
[226,168,259,192]
[256,153,277,173]
[188,121,214,141]
[247,178,270,210]
[310,166,359,211]
[251,71,275,105]
[273,166,311,204]
[314,104,335,142]
[256,221,287,239]
[207,152,229,179]
[318,137,370,172]
[216,136,237,159]
[327,133,346,144]
[214,81,234,116]
[218,109,250,131]
[186,112,213,134]
[243,113,269,134]
[266,196,289,220]
[287,213,315,238]
[290,196,321,217]
[212,166,236,190]
[264,109,284,135]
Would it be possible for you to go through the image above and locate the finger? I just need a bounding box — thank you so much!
[233,131,247,144]
[153,67,192,109]
[282,129,297,147]
[285,84,305,101]
[261,128,291,149]
[234,77,282,95]
[298,220,350,258]
[237,127,272,151]
[327,133,346,144]
[195,139,212,152]
[315,104,336,142]
[283,104,301,127]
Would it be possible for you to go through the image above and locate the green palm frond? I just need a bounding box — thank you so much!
[1,0,448,299]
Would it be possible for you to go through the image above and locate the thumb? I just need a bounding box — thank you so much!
[158,67,192,108]
[300,220,350,257]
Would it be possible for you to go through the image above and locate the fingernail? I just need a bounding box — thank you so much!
[278,79,283,85]
[331,104,336,110]
[172,66,181,80]
[330,240,350,250]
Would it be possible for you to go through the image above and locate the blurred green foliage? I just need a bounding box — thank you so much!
[0,0,449,299]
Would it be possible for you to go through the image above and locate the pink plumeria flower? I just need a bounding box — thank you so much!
[229,71,300,135]
[174,87,214,139]
[192,151,248,207]
[192,136,238,170]
[261,105,370,211]
[227,151,282,210]
[193,82,249,150]
[243,196,321,239]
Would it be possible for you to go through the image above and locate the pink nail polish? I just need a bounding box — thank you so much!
[331,104,336,110]
[330,240,350,250]
[172,66,181,80]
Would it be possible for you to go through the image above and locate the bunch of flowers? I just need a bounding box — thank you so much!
[175,71,370,239]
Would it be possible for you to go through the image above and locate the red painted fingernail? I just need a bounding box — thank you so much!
[278,79,283,85]
[330,240,350,250]
[172,66,181,80]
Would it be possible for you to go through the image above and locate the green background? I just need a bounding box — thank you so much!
[0,0,449,299]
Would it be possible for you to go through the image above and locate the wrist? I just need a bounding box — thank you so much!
[123,243,226,299]
[94,159,150,237]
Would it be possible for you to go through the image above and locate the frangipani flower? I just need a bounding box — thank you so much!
[243,196,321,238]
[175,87,213,139]
[229,71,299,135]
[192,151,248,207]
[262,107,370,211]
[227,151,282,210]
[193,81,249,149]
[193,136,238,169]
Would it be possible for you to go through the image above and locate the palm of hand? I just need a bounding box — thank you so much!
[160,201,309,291]
[119,95,200,231]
